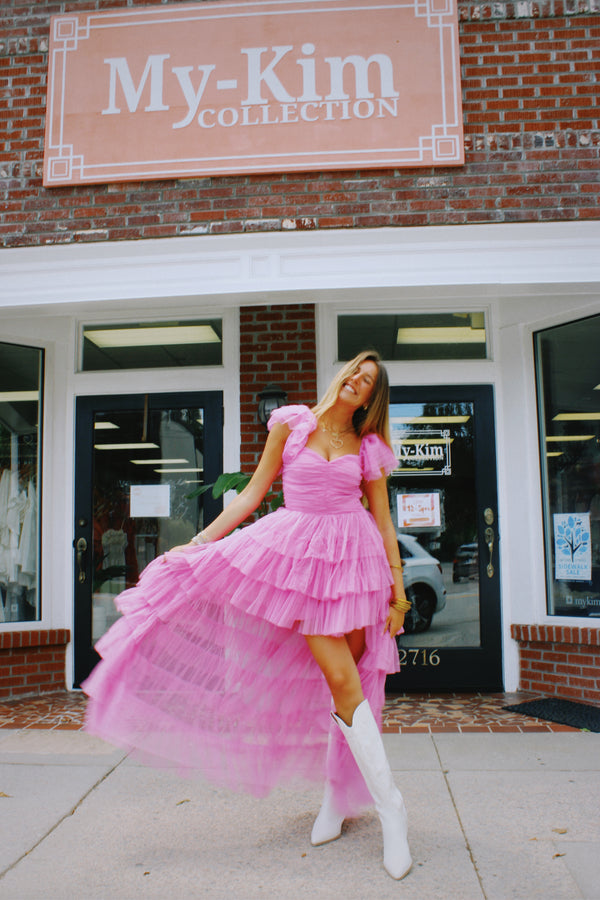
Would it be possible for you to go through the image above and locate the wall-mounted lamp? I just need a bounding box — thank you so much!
[257,384,288,427]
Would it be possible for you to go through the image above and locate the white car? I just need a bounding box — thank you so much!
[397,533,447,633]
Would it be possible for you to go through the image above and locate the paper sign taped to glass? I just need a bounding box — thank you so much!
[130,484,171,519]
[554,513,592,581]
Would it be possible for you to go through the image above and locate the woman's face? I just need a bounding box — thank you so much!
[338,360,379,409]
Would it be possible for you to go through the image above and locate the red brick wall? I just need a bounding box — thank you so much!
[1,0,598,248]
[0,630,70,700]
[511,624,600,705]
[239,305,318,471]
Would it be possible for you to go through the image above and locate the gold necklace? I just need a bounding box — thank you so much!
[320,419,354,449]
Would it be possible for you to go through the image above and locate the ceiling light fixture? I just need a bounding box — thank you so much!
[131,458,189,465]
[545,435,594,443]
[391,415,471,424]
[553,413,600,421]
[85,325,220,348]
[154,467,204,473]
[397,327,486,345]
[0,391,39,402]
[398,437,454,445]
[95,443,160,451]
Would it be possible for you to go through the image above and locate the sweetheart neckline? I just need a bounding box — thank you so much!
[302,446,360,464]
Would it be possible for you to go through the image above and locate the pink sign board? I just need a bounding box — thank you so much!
[397,492,441,529]
[44,0,464,186]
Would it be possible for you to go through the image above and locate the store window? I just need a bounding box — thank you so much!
[338,312,488,361]
[535,314,600,617]
[81,320,223,371]
[0,342,43,622]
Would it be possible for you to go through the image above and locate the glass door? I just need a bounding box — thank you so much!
[73,392,223,686]
[386,385,502,692]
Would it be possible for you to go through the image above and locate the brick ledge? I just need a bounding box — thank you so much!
[0,629,70,651]
[511,624,600,646]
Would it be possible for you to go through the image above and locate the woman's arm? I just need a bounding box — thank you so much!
[170,422,290,550]
[364,473,407,636]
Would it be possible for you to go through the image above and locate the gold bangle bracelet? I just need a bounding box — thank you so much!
[390,597,411,613]
[390,563,404,571]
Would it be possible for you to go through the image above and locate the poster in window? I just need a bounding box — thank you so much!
[554,513,591,581]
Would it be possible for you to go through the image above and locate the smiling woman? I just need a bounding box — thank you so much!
[82,350,414,881]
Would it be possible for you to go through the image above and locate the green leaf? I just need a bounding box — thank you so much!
[188,471,283,518]
[212,472,251,497]
[270,491,285,512]
[189,484,215,497]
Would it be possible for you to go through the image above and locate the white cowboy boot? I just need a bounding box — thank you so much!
[332,699,412,880]
[311,779,345,845]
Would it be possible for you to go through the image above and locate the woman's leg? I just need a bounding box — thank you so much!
[345,627,366,667]
[307,631,367,845]
[306,632,411,880]
[309,630,374,843]
[304,633,364,725]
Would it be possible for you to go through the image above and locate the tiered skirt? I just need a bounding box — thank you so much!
[84,505,399,801]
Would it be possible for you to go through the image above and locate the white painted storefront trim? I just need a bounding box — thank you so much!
[1,222,599,311]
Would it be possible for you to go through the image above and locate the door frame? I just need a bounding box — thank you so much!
[385,383,503,693]
[73,390,223,686]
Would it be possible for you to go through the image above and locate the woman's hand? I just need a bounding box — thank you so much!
[164,540,210,560]
[168,542,196,554]
[384,605,405,637]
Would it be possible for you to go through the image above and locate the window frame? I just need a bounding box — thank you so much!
[0,340,44,624]
[78,316,225,373]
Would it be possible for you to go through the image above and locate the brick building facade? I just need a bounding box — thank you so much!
[0,0,599,701]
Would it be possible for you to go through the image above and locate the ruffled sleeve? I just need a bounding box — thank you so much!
[360,433,398,482]
[267,404,317,463]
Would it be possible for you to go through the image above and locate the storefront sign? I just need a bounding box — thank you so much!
[392,429,452,476]
[43,0,464,186]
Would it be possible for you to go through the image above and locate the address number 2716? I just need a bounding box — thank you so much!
[398,648,441,667]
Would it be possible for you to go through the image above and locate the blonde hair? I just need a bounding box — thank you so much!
[312,351,392,448]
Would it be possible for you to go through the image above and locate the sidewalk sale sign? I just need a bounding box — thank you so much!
[554,513,592,581]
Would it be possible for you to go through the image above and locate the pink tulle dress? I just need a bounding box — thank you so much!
[83,405,400,816]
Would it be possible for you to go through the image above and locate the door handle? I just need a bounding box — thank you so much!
[484,526,494,578]
[76,537,88,584]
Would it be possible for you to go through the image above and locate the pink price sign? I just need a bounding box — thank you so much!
[44,0,464,186]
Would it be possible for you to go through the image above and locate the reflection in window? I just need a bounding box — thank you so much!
[338,312,487,361]
[0,342,43,622]
[91,405,206,643]
[81,320,222,371]
[535,314,600,617]
[389,400,480,647]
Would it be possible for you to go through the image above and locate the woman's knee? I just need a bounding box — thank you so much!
[326,664,364,704]
[304,634,362,698]
[326,666,353,695]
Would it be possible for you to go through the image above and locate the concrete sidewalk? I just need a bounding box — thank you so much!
[0,727,598,899]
